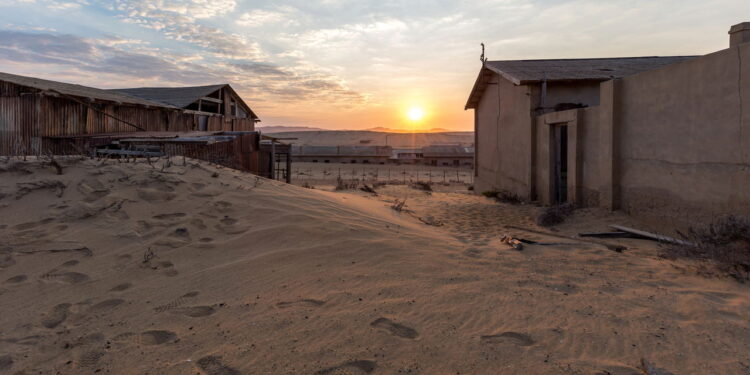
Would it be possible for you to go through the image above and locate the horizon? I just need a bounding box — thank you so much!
[0,1,747,131]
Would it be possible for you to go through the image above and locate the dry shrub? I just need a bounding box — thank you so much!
[536,203,574,227]
[359,184,377,195]
[482,190,522,204]
[411,181,432,192]
[662,215,750,282]
[335,177,358,191]
[301,182,315,189]
[391,199,406,212]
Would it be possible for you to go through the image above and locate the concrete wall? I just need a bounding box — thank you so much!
[613,43,750,224]
[474,74,535,197]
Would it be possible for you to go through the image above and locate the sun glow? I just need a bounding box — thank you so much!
[407,106,425,122]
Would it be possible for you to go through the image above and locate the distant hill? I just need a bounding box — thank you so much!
[257,125,326,133]
[364,127,457,133]
[265,130,474,148]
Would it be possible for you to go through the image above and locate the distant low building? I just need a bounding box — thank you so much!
[421,145,474,167]
[292,145,392,164]
[390,148,423,164]
[292,144,474,166]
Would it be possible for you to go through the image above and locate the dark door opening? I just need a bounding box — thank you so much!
[553,125,568,203]
[198,115,208,131]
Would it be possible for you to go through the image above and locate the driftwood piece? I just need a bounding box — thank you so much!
[610,225,693,246]
[500,235,524,250]
[506,225,627,252]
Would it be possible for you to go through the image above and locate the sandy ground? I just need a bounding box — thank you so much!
[1,158,750,375]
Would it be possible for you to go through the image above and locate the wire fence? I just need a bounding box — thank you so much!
[291,164,475,185]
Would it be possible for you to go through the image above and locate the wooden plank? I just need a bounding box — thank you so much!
[200,96,223,104]
[609,225,692,246]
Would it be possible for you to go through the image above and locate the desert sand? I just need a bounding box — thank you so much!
[1,158,749,375]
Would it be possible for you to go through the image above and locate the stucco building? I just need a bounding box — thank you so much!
[466,22,750,225]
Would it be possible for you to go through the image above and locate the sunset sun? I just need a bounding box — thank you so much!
[407,106,425,122]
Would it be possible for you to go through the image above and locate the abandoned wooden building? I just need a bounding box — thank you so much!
[0,71,290,181]
[466,22,750,225]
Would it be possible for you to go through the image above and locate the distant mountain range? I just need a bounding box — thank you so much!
[256,125,326,133]
[257,125,464,133]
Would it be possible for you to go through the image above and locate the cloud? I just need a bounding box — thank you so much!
[236,9,287,27]
[114,0,261,59]
[0,30,365,108]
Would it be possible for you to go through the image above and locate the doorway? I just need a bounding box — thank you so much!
[553,125,568,203]
[198,115,208,131]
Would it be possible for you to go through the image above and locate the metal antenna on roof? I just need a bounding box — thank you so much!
[480,43,487,64]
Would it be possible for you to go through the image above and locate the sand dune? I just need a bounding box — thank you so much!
[1,158,749,374]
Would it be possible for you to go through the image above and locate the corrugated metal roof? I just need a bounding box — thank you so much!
[465,55,697,109]
[293,145,392,157]
[485,56,696,84]
[0,71,171,108]
[422,145,474,158]
[109,85,226,108]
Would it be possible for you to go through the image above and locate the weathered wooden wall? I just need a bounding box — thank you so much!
[0,81,256,155]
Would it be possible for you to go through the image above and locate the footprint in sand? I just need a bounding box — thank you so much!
[370,318,419,339]
[77,179,109,202]
[153,291,200,313]
[61,260,79,267]
[4,275,27,284]
[0,255,16,268]
[0,354,12,371]
[141,330,177,345]
[89,299,125,312]
[109,283,132,292]
[152,213,187,220]
[315,360,377,375]
[171,306,216,318]
[42,303,71,328]
[480,332,535,346]
[196,355,241,375]
[276,299,325,309]
[41,271,90,284]
[78,350,105,368]
[137,188,176,202]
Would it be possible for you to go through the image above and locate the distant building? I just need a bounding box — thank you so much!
[293,144,474,167]
[291,145,392,164]
[465,22,750,224]
[421,145,474,167]
[390,148,423,164]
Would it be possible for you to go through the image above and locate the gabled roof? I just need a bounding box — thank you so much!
[0,71,171,108]
[465,56,697,109]
[109,85,226,108]
[110,84,259,120]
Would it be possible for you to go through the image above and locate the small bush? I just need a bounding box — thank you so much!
[301,182,315,189]
[411,181,432,192]
[482,190,523,204]
[335,177,359,191]
[536,203,574,227]
[391,199,406,212]
[662,215,750,282]
[359,184,377,195]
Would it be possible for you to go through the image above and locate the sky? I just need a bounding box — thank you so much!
[0,0,746,131]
